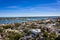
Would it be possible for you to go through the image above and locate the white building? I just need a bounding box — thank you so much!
[29,29,41,35]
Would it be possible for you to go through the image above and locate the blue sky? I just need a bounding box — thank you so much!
[0,0,60,17]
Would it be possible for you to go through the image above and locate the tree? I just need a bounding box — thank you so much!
[7,31,24,40]
[45,37,50,40]
[0,28,3,33]
[43,30,49,37]
[55,35,60,40]
[14,23,21,27]
[3,25,13,29]
[49,32,57,39]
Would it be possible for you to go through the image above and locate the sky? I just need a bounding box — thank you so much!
[0,0,60,17]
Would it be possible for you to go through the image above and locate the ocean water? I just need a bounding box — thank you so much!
[0,16,59,24]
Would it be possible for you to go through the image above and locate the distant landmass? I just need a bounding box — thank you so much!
[0,16,60,24]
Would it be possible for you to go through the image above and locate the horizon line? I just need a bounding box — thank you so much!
[0,16,60,17]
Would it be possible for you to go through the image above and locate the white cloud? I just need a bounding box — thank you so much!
[6,6,18,8]
[20,6,57,13]
[57,0,60,3]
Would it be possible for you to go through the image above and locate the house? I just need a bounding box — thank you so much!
[29,29,41,35]
[0,35,2,40]
[55,29,60,37]
[5,29,21,33]
[19,35,33,40]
